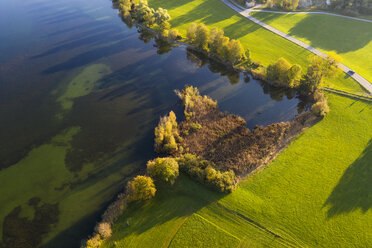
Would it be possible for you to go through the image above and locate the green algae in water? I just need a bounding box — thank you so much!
[57,64,112,113]
[0,127,80,242]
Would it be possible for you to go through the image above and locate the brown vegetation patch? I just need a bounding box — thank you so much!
[177,86,313,175]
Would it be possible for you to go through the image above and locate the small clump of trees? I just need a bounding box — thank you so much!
[116,0,181,41]
[263,53,340,95]
[186,23,251,66]
[177,153,236,192]
[266,57,302,88]
[147,157,179,185]
[154,111,182,154]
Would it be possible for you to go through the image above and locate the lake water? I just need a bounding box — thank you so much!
[0,0,308,247]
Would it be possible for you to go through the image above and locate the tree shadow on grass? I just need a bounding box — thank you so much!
[110,174,224,243]
[288,14,372,53]
[170,0,235,28]
[146,0,190,11]
[252,13,372,53]
[223,18,260,40]
[324,139,372,218]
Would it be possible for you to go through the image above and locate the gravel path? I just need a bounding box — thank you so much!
[221,0,372,94]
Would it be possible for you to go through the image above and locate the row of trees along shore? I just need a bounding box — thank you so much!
[117,0,340,97]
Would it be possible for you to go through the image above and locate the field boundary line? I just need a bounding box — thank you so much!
[323,87,372,102]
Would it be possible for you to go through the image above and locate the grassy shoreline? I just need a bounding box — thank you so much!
[97,0,372,247]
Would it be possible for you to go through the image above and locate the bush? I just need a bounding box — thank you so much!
[287,64,302,88]
[154,111,181,154]
[168,29,181,41]
[147,157,179,185]
[177,154,236,192]
[311,99,329,118]
[85,234,103,248]
[186,23,197,42]
[194,23,210,51]
[189,122,202,132]
[95,222,112,239]
[175,86,217,117]
[101,194,126,224]
[226,39,246,65]
[126,175,156,202]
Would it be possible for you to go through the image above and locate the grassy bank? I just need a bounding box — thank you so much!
[251,12,372,85]
[146,0,366,93]
[101,91,372,247]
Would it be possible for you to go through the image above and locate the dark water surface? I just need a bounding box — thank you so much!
[0,0,307,247]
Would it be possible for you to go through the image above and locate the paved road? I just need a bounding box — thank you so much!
[221,0,372,94]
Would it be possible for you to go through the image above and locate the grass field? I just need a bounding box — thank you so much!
[98,1,372,247]
[146,0,366,94]
[251,12,372,84]
[102,92,372,247]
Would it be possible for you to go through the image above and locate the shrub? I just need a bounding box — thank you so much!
[95,222,112,239]
[101,194,126,224]
[177,154,236,192]
[287,64,302,88]
[194,23,210,51]
[153,7,170,25]
[168,29,181,41]
[189,122,202,132]
[135,0,155,27]
[85,234,103,248]
[147,157,179,185]
[126,175,156,202]
[311,99,329,118]
[266,57,291,81]
[226,39,246,65]
[186,23,197,42]
[154,111,181,154]
[175,86,217,116]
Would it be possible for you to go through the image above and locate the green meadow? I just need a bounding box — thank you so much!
[251,12,372,84]
[102,91,372,247]
[99,1,372,247]
[147,0,366,93]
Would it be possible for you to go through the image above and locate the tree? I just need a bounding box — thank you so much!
[209,28,225,54]
[153,7,170,25]
[291,0,299,10]
[154,111,181,154]
[287,64,302,87]
[126,176,156,202]
[147,157,179,184]
[266,57,291,82]
[227,39,246,65]
[306,53,340,92]
[168,29,181,41]
[194,23,210,51]
[186,23,197,42]
[135,0,155,27]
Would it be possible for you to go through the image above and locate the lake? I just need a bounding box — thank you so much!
[0,0,308,247]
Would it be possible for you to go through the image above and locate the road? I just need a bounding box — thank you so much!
[221,0,372,94]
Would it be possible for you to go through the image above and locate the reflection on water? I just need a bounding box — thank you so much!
[0,0,310,247]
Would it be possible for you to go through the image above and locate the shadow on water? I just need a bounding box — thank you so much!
[324,139,372,218]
